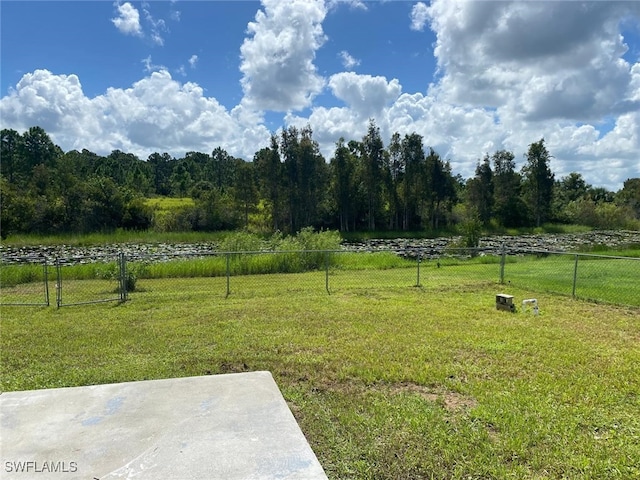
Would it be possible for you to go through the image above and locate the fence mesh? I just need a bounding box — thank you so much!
[53,254,125,307]
[1,247,638,308]
[0,260,50,306]
[503,249,640,305]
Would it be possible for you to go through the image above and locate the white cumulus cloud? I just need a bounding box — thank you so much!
[112,2,142,37]
[283,0,638,189]
[426,0,640,122]
[410,2,429,32]
[239,0,327,112]
[329,72,402,119]
[141,56,167,74]
[0,69,271,161]
[339,51,360,70]
[143,5,167,46]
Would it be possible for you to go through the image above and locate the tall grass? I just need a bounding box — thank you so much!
[0,261,118,288]
[0,263,48,288]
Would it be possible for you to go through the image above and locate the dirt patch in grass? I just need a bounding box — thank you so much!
[305,376,477,413]
[382,381,478,413]
[219,361,251,374]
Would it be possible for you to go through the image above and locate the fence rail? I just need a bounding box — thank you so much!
[1,247,638,308]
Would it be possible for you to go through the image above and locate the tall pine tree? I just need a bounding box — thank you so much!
[522,139,555,227]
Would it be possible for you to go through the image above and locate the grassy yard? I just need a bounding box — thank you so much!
[1,271,638,479]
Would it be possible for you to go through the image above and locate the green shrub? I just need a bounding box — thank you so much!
[218,228,342,273]
[98,261,148,292]
[271,227,341,270]
[219,230,263,252]
[152,207,196,232]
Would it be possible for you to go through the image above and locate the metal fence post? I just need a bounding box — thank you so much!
[325,251,330,294]
[572,254,579,298]
[416,253,421,287]
[119,252,127,302]
[55,258,62,308]
[43,259,50,306]
[226,253,231,297]
[500,243,506,284]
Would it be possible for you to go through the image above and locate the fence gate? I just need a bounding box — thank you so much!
[55,254,126,307]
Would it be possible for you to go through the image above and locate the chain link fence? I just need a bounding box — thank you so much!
[0,259,51,306]
[0,254,126,307]
[53,254,127,307]
[1,247,638,308]
[500,248,640,306]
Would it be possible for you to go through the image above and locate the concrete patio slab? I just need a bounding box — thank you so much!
[0,371,327,479]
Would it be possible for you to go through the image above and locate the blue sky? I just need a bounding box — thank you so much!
[1,1,639,191]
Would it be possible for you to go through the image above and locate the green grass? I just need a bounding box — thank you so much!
[144,196,195,211]
[502,253,640,306]
[1,273,638,479]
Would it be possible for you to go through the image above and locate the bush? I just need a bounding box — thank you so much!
[98,261,148,293]
[217,228,342,274]
[122,198,153,230]
[219,230,263,252]
[451,211,483,256]
[295,227,341,250]
[291,227,341,269]
[126,262,150,292]
[152,207,196,232]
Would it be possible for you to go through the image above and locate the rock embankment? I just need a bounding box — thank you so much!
[344,230,640,258]
[0,242,219,265]
[1,230,639,265]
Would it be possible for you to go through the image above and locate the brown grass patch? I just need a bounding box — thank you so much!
[384,382,478,413]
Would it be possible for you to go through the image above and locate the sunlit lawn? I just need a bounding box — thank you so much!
[2,270,638,479]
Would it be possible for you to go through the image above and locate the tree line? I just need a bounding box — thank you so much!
[1,122,639,239]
